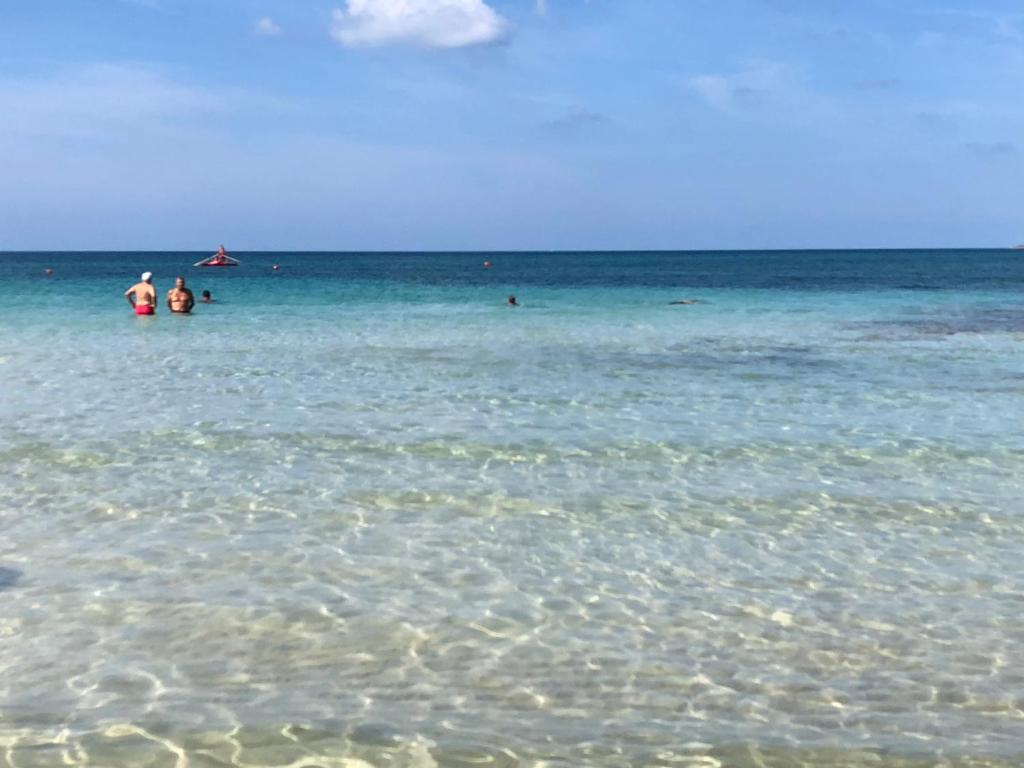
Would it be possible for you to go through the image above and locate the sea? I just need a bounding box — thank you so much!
[1,250,1023,768]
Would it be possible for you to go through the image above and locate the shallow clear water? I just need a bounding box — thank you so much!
[2,250,1024,767]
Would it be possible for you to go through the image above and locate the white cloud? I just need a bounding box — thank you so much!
[687,61,793,112]
[0,64,228,141]
[688,75,735,111]
[935,9,1024,45]
[542,107,609,137]
[255,17,282,37]
[330,0,508,49]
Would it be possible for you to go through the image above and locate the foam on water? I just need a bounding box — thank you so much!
[1,251,1023,767]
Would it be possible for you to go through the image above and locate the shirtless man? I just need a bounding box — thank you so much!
[167,276,195,314]
[210,245,229,265]
[125,272,157,315]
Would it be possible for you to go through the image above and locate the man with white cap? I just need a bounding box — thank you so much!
[125,272,157,315]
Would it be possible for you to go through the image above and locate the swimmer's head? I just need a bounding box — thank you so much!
[175,276,185,288]
[141,271,153,282]
[202,290,211,299]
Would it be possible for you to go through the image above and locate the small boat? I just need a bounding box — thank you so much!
[195,259,240,267]
[194,253,241,267]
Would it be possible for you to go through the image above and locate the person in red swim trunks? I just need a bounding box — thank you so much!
[125,272,157,315]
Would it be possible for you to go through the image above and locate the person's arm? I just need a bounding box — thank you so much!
[167,290,174,311]
[185,290,195,312]
[125,288,136,307]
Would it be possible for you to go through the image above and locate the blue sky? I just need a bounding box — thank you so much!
[1,0,1023,250]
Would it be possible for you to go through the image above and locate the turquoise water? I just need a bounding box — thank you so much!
[2,251,1024,767]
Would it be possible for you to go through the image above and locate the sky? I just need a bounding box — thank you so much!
[1,0,1023,250]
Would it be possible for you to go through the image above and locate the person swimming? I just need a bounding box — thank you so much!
[201,290,214,303]
[125,272,156,315]
[507,295,519,307]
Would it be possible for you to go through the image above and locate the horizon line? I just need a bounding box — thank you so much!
[1,246,1021,255]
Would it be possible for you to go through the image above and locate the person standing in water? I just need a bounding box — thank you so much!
[125,272,157,315]
[167,277,195,314]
